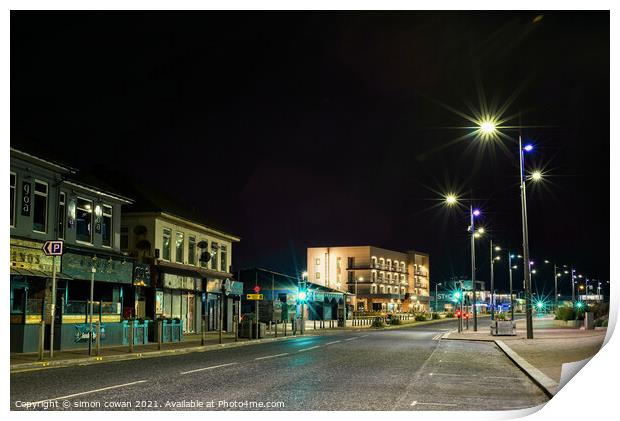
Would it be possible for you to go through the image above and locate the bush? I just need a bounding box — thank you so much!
[495,313,507,321]
[555,306,576,322]
[432,312,440,320]
[390,317,402,325]
[445,312,455,318]
[371,318,386,328]
[603,319,608,327]
[415,314,427,322]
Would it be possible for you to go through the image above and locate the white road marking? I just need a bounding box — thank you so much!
[412,402,458,407]
[255,353,289,360]
[359,334,369,338]
[431,373,477,377]
[326,340,341,345]
[180,362,237,375]
[29,380,147,405]
[298,345,321,352]
[345,337,358,341]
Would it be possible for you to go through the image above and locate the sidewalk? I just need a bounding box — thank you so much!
[444,316,607,394]
[10,316,446,372]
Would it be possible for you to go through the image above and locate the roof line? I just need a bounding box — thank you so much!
[63,180,134,204]
[11,147,78,174]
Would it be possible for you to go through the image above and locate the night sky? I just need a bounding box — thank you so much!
[11,11,610,295]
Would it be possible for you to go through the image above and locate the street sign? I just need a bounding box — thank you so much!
[253,285,261,293]
[43,240,64,256]
[247,294,264,300]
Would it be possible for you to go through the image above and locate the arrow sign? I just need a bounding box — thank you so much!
[43,240,64,256]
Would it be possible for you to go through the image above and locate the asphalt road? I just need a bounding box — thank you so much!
[10,318,548,411]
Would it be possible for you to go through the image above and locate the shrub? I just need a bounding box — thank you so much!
[371,318,386,328]
[555,306,576,322]
[415,314,427,322]
[602,319,608,327]
[445,312,455,318]
[495,313,507,321]
[390,317,402,325]
[432,312,440,320]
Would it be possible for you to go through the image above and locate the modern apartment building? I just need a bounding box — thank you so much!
[306,246,430,313]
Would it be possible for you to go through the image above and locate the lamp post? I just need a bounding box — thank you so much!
[444,195,481,331]
[435,283,442,313]
[474,118,545,340]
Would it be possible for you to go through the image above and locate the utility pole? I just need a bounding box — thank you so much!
[554,264,558,310]
[49,256,58,358]
[88,264,97,356]
[470,205,478,331]
[490,239,495,321]
[519,135,534,339]
[571,268,576,302]
[435,282,442,313]
[509,253,514,321]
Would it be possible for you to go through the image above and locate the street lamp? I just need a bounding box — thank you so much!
[435,282,442,314]
[444,194,482,331]
[475,118,542,339]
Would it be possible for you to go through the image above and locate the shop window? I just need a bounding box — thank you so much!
[33,180,48,233]
[175,231,184,263]
[162,228,171,261]
[199,239,208,268]
[76,197,93,242]
[220,244,227,272]
[188,236,196,265]
[10,173,16,227]
[102,205,112,247]
[58,192,66,239]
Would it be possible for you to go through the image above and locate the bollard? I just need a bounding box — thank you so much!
[95,321,101,357]
[201,317,206,346]
[38,320,45,361]
[157,319,162,350]
[314,320,316,330]
[284,320,287,337]
[128,319,134,353]
[234,315,238,342]
[275,320,278,337]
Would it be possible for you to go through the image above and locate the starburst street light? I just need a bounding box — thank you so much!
[442,196,482,331]
[530,170,543,182]
[445,194,458,206]
[472,117,540,339]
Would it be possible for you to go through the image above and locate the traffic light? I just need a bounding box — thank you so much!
[455,309,462,318]
[298,290,307,303]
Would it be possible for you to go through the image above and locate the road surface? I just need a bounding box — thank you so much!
[11,318,548,411]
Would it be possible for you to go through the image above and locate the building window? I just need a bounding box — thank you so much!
[210,242,218,270]
[102,205,112,247]
[199,239,208,268]
[188,236,196,265]
[57,192,66,239]
[387,259,392,271]
[371,284,377,294]
[175,232,184,263]
[372,271,377,282]
[315,258,321,266]
[348,271,354,282]
[315,272,320,279]
[220,244,227,272]
[33,180,48,233]
[120,226,129,251]
[76,197,93,242]
[401,262,406,272]
[10,173,16,227]
[162,228,171,261]
[371,256,377,268]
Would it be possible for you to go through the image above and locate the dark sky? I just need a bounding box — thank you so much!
[11,11,610,296]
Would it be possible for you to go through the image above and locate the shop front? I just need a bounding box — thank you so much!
[10,238,73,353]
[205,277,243,332]
[56,250,133,350]
[157,271,202,334]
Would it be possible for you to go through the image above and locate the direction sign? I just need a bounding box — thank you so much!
[43,240,64,256]
[253,285,261,293]
[247,294,264,300]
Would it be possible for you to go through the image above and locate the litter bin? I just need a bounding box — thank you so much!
[238,321,266,338]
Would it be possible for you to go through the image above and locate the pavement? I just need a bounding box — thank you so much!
[10,318,551,411]
[443,315,607,396]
